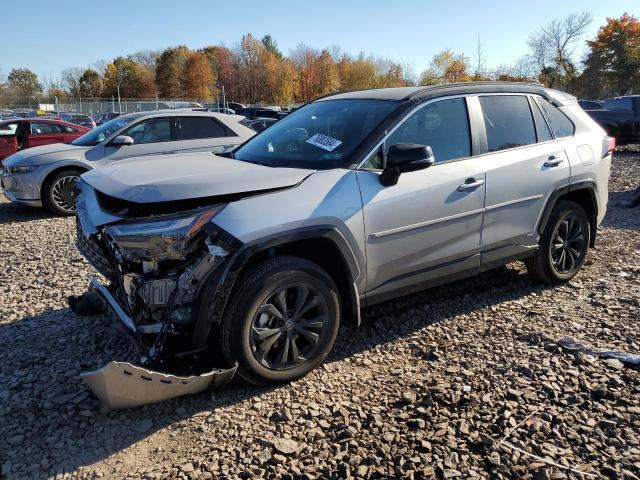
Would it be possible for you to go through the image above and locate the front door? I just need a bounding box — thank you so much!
[103,116,177,161]
[357,97,486,300]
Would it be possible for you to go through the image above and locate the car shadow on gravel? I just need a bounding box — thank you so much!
[0,263,552,478]
[0,197,53,225]
[602,190,640,230]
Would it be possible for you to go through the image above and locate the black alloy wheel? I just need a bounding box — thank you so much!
[250,283,329,370]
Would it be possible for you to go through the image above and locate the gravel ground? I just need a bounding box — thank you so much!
[0,152,639,480]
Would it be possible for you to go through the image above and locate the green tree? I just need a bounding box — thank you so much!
[8,68,43,99]
[262,35,282,59]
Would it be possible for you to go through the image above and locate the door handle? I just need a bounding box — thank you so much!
[543,156,564,167]
[161,151,175,155]
[457,178,485,192]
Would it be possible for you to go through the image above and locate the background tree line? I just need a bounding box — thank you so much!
[1,12,638,106]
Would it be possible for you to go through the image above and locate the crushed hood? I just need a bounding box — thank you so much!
[81,152,316,203]
[3,143,89,166]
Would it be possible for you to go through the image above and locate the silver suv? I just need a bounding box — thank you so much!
[1,111,255,215]
[75,82,612,388]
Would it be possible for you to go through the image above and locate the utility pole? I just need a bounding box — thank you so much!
[155,92,159,110]
[222,85,226,113]
[117,85,122,114]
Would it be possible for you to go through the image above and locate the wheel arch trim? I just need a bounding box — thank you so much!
[204,224,362,328]
[537,180,599,247]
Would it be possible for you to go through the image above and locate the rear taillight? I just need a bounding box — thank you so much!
[602,136,615,157]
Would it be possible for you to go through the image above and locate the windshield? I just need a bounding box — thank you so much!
[72,116,133,146]
[233,99,400,169]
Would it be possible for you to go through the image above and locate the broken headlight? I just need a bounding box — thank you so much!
[105,205,226,261]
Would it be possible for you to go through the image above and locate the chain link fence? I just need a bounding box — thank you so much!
[2,97,297,119]
[2,97,210,118]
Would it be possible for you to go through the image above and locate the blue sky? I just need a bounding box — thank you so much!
[2,0,637,83]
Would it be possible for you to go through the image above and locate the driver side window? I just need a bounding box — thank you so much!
[386,98,471,165]
[122,118,172,144]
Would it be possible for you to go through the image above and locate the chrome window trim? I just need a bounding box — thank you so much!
[356,92,577,172]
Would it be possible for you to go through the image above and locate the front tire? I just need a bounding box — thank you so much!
[219,256,341,385]
[42,169,83,216]
[525,200,590,284]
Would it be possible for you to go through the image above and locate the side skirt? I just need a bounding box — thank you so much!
[362,247,538,309]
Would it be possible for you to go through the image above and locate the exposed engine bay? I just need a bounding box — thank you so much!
[73,180,248,408]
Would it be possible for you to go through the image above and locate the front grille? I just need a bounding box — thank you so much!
[76,218,117,282]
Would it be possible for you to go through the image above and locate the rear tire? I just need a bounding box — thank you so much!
[219,256,341,385]
[42,169,83,216]
[525,200,590,284]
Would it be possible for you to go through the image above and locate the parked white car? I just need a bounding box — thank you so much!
[1,111,256,215]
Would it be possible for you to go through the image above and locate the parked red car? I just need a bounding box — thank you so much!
[0,118,90,163]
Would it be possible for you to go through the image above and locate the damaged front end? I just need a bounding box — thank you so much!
[74,180,241,408]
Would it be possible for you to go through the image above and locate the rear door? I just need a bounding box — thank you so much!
[478,94,571,264]
[0,122,19,159]
[28,122,68,147]
[174,116,241,154]
[103,116,177,161]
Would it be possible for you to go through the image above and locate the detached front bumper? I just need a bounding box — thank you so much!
[81,361,237,409]
[83,276,237,408]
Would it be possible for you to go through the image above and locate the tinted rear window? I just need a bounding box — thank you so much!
[536,98,575,138]
[178,117,230,140]
[480,96,536,152]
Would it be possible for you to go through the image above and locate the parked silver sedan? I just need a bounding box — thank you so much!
[1,111,256,215]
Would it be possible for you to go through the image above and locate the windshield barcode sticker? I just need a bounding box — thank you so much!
[306,133,343,151]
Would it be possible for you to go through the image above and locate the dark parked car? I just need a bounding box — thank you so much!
[585,96,640,144]
[242,117,278,132]
[58,112,96,129]
[578,100,603,110]
[219,102,246,112]
[236,107,284,120]
[95,112,120,126]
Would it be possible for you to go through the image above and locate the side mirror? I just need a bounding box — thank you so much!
[112,135,134,146]
[379,143,435,187]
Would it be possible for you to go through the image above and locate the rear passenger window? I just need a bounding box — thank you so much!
[384,98,471,163]
[178,117,230,140]
[530,98,553,142]
[30,123,64,135]
[535,98,575,138]
[480,96,536,152]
